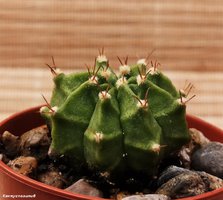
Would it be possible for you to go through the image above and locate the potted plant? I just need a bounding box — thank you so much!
[0,53,223,200]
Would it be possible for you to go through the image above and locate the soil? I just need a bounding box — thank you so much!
[0,125,222,199]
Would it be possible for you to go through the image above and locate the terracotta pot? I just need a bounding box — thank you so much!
[0,105,222,200]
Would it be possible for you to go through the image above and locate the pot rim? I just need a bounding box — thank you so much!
[0,105,222,200]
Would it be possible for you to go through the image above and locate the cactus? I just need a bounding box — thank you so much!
[41,53,191,181]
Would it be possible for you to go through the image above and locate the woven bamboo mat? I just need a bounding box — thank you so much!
[0,67,222,129]
[0,0,223,71]
[0,1,223,129]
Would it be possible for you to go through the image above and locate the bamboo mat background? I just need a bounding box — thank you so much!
[0,0,223,129]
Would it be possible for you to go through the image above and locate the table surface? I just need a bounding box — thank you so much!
[0,67,222,129]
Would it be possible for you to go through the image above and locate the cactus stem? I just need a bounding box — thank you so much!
[94,132,104,143]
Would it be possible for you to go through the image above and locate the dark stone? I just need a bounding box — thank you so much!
[157,166,190,187]
[197,171,223,191]
[156,169,223,199]
[20,125,50,160]
[0,153,10,164]
[65,179,103,197]
[178,128,210,168]
[191,142,223,178]
[1,131,20,157]
[156,171,207,199]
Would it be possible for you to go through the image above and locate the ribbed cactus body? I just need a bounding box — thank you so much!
[41,55,190,180]
[84,87,124,174]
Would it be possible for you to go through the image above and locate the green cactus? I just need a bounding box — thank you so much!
[41,53,191,180]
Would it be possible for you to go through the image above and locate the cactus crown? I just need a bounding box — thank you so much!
[41,52,192,181]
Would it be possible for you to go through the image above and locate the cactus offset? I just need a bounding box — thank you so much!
[41,53,191,180]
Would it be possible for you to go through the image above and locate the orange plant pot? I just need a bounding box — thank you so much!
[0,105,223,200]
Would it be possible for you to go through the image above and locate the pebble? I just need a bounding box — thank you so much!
[20,125,50,160]
[0,153,10,163]
[191,142,223,178]
[65,179,103,197]
[122,194,170,200]
[7,156,37,176]
[1,131,20,157]
[178,128,210,168]
[189,128,210,146]
[156,168,223,199]
[197,171,223,191]
[156,166,190,187]
[37,169,64,188]
[156,171,207,199]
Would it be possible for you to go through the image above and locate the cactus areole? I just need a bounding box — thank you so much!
[41,53,191,182]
